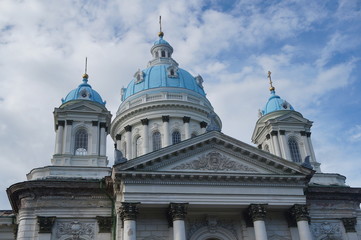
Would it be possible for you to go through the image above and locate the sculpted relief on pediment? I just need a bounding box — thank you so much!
[171,151,257,172]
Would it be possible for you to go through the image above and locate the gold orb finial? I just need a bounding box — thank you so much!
[82,73,89,79]
[158,31,164,38]
[158,16,164,38]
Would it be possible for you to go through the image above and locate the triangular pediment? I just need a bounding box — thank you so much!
[273,111,311,124]
[59,101,107,113]
[115,131,313,177]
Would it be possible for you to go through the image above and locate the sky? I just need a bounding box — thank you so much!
[0,0,360,209]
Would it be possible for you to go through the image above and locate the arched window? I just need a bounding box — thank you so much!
[152,131,161,151]
[172,131,181,144]
[135,136,142,157]
[161,50,166,57]
[74,129,88,155]
[170,69,175,76]
[288,138,301,163]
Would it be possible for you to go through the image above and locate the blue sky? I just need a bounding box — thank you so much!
[0,0,360,209]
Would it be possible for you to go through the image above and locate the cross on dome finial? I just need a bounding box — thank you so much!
[82,57,89,82]
[268,71,275,92]
[158,16,164,38]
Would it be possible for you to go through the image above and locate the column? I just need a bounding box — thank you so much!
[124,125,132,159]
[168,203,188,240]
[200,121,207,134]
[91,121,99,155]
[278,130,291,160]
[120,202,140,240]
[63,120,73,154]
[266,134,275,154]
[270,131,281,157]
[289,204,312,240]
[141,118,149,154]
[116,134,122,150]
[342,218,358,240]
[37,216,56,240]
[99,122,107,156]
[55,121,65,154]
[183,117,191,140]
[162,116,170,147]
[248,204,268,240]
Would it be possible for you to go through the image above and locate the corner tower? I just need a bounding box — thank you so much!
[110,31,221,160]
[252,72,321,172]
[27,73,112,180]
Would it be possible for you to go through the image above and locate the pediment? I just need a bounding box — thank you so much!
[61,101,106,113]
[115,131,313,177]
[274,112,310,124]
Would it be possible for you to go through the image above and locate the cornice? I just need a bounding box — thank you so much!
[7,179,112,213]
[115,170,308,187]
[306,186,361,202]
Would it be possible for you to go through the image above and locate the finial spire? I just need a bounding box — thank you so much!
[158,16,164,38]
[268,71,275,92]
[82,57,89,81]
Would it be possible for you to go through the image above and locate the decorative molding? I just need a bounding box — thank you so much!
[172,151,257,172]
[311,222,342,239]
[289,204,310,222]
[266,134,270,140]
[37,216,56,233]
[56,221,95,239]
[96,216,113,233]
[168,203,188,221]
[120,202,140,221]
[342,217,357,232]
[187,217,237,240]
[248,204,267,221]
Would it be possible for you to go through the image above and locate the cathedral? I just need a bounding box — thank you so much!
[1,29,361,240]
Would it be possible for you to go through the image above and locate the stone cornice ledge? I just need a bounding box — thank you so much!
[306,186,361,202]
[115,171,309,187]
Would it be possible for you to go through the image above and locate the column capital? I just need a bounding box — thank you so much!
[100,122,107,128]
[300,131,306,136]
[116,134,122,141]
[124,125,132,132]
[168,203,188,221]
[200,121,208,128]
[248,204,267,221]
[141,118,149,125]
[342,217,357,232]
[289,204,310,222]
[58,120,65,127]
[306,132,311,137]
[66,120,73,125]
[266,134,270,140]
[162,115,170,122]
[120,202,140,221]
[92,121,99,126]
[96,216,113,233]
[270,130,278,136]
[279,130,285,135]
[183,116,191,123]
[37,216,56,233]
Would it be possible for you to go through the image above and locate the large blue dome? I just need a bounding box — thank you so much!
[122,65,205,100]
[62,75,106,105]
[262,90,294,115]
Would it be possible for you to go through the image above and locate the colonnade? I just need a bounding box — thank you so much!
[115,116,208,160]
[118,203,314,240]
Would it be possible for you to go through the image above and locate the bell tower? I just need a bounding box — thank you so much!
[27,73,112,180]
[252,72,321,172]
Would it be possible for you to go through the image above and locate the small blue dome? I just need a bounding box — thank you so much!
[122,65,205,100]
[62,76,106,105]
[262,90,294,115]
[154,37,170,46]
